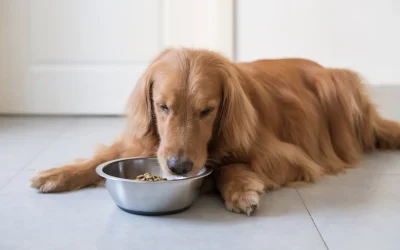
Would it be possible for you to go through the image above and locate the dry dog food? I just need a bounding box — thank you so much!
[136,173,167,181]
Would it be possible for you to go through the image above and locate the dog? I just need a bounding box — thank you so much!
[30,48,400,215]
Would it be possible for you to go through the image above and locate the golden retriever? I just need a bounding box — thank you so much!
[30,48,400,215]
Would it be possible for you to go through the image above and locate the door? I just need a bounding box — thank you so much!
[0,0,233,114]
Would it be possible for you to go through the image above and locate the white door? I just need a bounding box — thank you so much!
[0,0,233,114]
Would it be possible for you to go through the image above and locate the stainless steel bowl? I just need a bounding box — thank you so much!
[96,157,212,215]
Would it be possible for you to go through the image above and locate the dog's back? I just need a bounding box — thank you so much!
[235,57,400,179]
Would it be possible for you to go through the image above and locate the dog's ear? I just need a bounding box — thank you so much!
[217,61,258,151]
[124,49,173,139]
[124,63,155,139]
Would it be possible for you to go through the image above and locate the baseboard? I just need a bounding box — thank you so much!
[366,84,400,122]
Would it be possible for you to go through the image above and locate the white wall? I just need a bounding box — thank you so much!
[236,0,400,85]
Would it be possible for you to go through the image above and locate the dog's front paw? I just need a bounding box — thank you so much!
[224,190,262,216]
[30,167,73,193]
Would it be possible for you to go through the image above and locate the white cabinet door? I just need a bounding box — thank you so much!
[0,0,233,114]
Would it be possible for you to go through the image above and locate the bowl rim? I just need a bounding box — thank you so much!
[95,157,213,183]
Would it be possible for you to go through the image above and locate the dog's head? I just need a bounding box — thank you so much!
[126,48,257,176]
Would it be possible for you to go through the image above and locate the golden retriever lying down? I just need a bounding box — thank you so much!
[31,48,400,215]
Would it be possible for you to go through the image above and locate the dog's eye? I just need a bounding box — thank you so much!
[200,108,213,117]
[160,104,169,114]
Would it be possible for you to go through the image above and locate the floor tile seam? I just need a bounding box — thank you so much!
[295,188,330,250]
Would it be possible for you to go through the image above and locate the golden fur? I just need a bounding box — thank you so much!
[31,48,400,215]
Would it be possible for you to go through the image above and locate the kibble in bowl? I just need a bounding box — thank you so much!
[136,173,167,181]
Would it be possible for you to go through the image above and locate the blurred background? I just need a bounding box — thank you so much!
[1,0,399,117]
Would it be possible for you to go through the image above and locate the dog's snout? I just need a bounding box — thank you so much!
[166,157,193,175]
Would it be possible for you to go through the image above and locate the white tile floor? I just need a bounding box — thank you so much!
[1,116,400,250]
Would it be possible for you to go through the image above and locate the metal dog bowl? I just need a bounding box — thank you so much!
[96,157,212,215]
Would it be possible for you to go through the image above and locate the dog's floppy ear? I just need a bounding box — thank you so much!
[124,49,172,139]
[217,61,258,151]
[124,63,155,139]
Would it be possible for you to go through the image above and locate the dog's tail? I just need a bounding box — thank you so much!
[373,114,400,150]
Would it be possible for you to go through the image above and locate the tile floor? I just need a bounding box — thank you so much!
[1,116,400,250]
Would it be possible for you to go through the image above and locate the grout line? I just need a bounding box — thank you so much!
[0,118,79,191]
[296,189,330,250]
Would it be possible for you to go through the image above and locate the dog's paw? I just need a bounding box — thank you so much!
[224,190,262,216]
[30,168,71,193]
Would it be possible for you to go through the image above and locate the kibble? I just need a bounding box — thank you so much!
[135,173,167,181]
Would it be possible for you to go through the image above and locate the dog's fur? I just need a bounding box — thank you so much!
[31,48,400,215]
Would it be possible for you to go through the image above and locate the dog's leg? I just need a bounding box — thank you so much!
[215,164,265,216]
[251,138,324,186]
[30,137,154,193]
[30,139,122,193]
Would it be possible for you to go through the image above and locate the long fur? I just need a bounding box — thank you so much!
[31,48,400,214]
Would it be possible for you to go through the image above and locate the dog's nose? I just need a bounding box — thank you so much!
[166,157,193,175]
